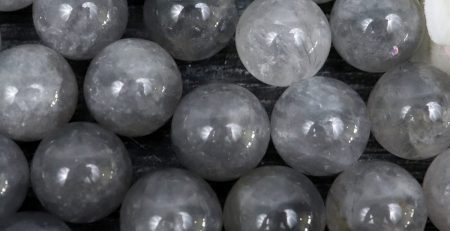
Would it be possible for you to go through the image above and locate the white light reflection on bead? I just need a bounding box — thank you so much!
[170,4,184,22]
[57,167,70,185]
[195,3,211,20]
[59,4,73,21]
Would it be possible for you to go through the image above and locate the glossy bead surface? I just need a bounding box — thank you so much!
[423,150,450,230]
[31,122,132,223]
[121,168,222,231]
[368,63,450,160]
[0,212,70,231]
[171,83,270,181]
[272,77,370,176]
[85,39,182,137]
[0,44,78,141]
[223,166,326,231]
[143,0,238,61]
[236,0,331,87]
[33,0,128,60]
[0,135,28,218]
[0,0,32,11]
[330,0,424,72]
[326,161,427,231]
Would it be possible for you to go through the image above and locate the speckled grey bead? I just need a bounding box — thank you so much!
[0,212,70,231]
[143,0,238,61]
[236,0,331,87]
[171,83,270,181]
[423,150,450,230]
[272,77,370,176]
[326,161,427,231]
[223,166,326,231]
[0,0,32,11]
[85,39,182,137]
[0,135,28,218]
[0,44,78,142]
[368,63,450,160]
[31,122,132,223]
[330,0,424,72]
[33,0,128,60]
[121,168,222,231]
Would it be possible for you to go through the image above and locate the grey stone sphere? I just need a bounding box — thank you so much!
[368,62,450,160]
[31,122,133,223]
[0,44,78,142]
[330,0,424,72]
[223,166,326,231]
[0,212,71,231]
[84,39,183,137]
[423,150,450,230]
[171,83,270,181]
[272,77,370,176]
[143,0,238,61]
[326,161,427,231]
[120,168,222,231]
[33,0,128,60]
[0,0,32,11]
[0,135,28,218]
[236,0,331,87]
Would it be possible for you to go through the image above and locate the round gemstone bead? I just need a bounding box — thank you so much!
[368,62,450,159]
[236,0,331,86]
[223,166,326,231]
[272,77,370,176]
[0,44,78,141]
[0,0,32,11]
[0,212,70,231]
[143,0,238,61]
[31,122,132,223]
[171,83,270,181]
[121,168,222,231]
[326,161,427,231]
[84,39,182,137]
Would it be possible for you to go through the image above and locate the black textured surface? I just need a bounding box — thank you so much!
[0,0,437,230]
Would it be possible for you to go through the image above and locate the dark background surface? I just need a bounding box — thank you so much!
[0,0,438,230]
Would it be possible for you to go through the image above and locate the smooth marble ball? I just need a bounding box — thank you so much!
[236,0,331,87]
[171,83,270,181]
[223,166,326,231]
[368,62,450,160]
[31,122,132,223]
[0,44,78,141]
[272,77,370,176]
[143,0,238,61]
[423,150,450,230]
[0,212,70,231]
[0,135,28,218]
[33,0,128,60]
[326,161,427,231]
[0,0,32,11]
[121,168,222,231]
[330,0,424,72]
[85,39,182,137]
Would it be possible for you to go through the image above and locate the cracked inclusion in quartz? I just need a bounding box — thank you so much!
[236,0,331,87]
[368,62,450,160]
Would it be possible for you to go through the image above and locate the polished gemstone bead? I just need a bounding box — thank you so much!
[223,166,326,231]
[33,0,128,60]
[84,39,182,137]
[0,44,78,141]
[121,168,222,231]
[143,0,238,61]
[0,0,32,11]
[272,77,370,176]
[326,161,427,231]
[368,62,450,160]
[236,0,331,86]
[0,135,28,218]
[423,150,450,230]
[171,83,270,181]
[0,212,70,231]
[330,0,424,72]
[31,122,132,223]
